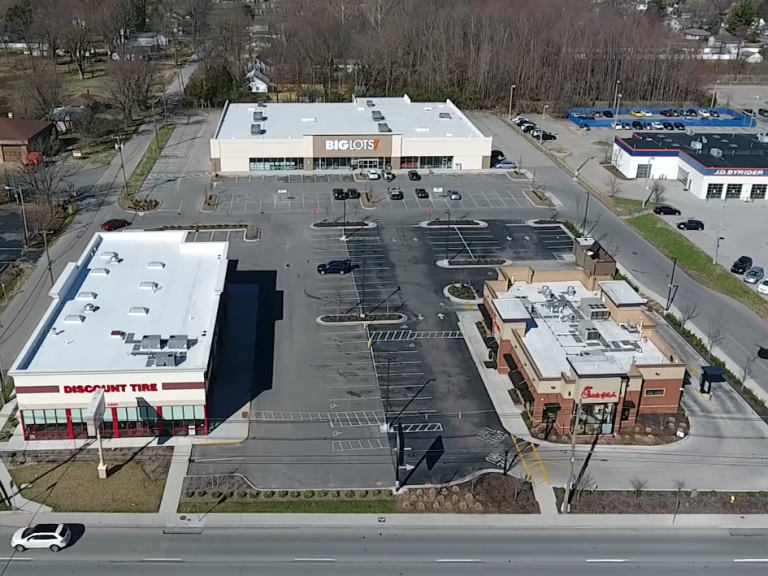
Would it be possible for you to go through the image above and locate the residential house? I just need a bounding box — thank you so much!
[246,69,270,93]
[682,28,711,40]
[0,117,55,164]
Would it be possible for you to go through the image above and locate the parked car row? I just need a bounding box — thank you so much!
[511,116,556,143]
[572,111,614,120]
[730,256,768,291]
[613,120,688,131]
[742,108,768,118]
[658,109,719,118]
[332,187,361,200]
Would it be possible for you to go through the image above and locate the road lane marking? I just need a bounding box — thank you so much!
[436,559,482,563]
[586,559,628,563]
[734,559,768,562]
[0,558,32,561]
[294,558,336,562]
[142,558,183,562]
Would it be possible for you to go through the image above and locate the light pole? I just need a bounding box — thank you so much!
[4,186,28,247]
[615,93,623,121]
[751,95,760,129]
[113,134,129,193]
[710,80,719,108]
[713,236,724,264]
[643,156,656,203]
[666,257,678,312]
[444,210,451,262]
[540,105,549,144]
[508,84,517,120]
[574,156,595,180]
[612,80,621,112]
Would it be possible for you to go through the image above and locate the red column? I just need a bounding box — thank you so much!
[203,405,208,435]
[19,410,26,440]
[157,406,164,437]
[65,409,74,440]
[111,407,119,438]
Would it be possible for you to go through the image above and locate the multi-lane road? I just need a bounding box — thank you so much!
[0,527,765,575]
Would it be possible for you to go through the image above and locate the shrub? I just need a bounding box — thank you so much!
[357,490,369,499]
[316,490,328,498]
[196,490,207,498]
[224,491,234,499]
[760,491,767,497]
[210,491,222,499]
[277,490,288,498]
[370,489,381,498]
[331,491,340,499]
[710,491,718,497]
[290,490,301,498]
[262,491,275,499]
[303,490,315,499]
[184,489,195,498]
[236,491,248,499]
[344,490,356,499]
[563,221,581,238]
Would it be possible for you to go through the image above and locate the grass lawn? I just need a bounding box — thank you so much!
[10,462,166,513]
[628,213,768,320]
[611,197,654,217]
[178,499,397,514]
[119,123,175,208]
[0,263,33,316]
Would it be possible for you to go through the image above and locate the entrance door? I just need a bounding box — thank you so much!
[358,159,379,170]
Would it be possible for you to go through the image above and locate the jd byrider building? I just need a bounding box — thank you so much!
[612,132,768,201]
[209,95,493,173]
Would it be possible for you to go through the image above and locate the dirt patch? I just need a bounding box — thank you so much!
[528,412,689,445]
[397,474,539,513]
[556,488,768,514]
[524,188,554,207]
[426,219,481,226]
[314,221,371,228]
[361,192,376,209]
[447,258,506,266]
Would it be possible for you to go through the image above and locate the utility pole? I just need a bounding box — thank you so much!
[150,100,159,149]
[41,230,55,286]
[113,134,129,193]
[507,84,516,120]
[580,191,590,233]
[561,396,583,513]
[360,260,366,318]
[665,257,678,311]
[385,358,391,419]
[4,186,28,247]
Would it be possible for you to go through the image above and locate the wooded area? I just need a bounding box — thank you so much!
[265,0,707,109]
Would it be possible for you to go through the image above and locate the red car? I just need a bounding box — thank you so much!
[101,219,130,231]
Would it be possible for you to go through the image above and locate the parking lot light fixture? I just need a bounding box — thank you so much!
[713,236,725,264]
[508,84,517,120]
[540,105,549,143]
[615,93,623,120]
[444,211,451,261]
[612,80,621,111]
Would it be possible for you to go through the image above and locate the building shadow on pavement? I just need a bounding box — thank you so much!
[206,262,283,428]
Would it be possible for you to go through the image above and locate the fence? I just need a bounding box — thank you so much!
[567,106,752,128]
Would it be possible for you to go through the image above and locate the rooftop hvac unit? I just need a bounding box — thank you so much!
[366,100,374,107]
[710,148,722,157]
[147,261,165,269]
[583,326,601,341]
[140,334,161,350]
[378,123,391,133]
[700,136,708,144]
[83,303,97,313]
[439,112,452,119]
[154,352,178,367]
[253,111,263,122]
[168,334,189,350]
[251,123,261,135]
[109,255,120,264]
[757,133,768,143]
[100,251,118,260]
[690,141,702,150]
[566,286,576,297]
[257,102,266,108]
[372,111,384,121]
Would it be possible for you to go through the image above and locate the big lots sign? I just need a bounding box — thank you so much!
[63,383,158,394]
[325,139,380,151]
[580,385,617,401]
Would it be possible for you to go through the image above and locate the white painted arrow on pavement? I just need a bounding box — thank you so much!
[437,313,445,320]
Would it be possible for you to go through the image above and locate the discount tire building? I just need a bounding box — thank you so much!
[612,132,768,201]
[9,230,229,442]
[209,95,493,173]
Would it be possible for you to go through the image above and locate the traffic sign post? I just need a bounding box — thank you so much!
[313,209,318,224]
[427,208,432,222]
[85,389,108,479]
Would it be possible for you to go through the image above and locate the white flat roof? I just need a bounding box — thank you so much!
[10,231,228,375]
[599,280,646,306]
[492,297,531,321]
[214,96,485,140]
[497,281,666,379]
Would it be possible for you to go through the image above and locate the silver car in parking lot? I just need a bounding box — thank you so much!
[745,266,764,284]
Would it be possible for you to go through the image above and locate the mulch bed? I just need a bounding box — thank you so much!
[448,284,477,299]
[321,314,401,322]
[397,474,539,514]
[556,488,768,514]
[314,221,371,228]
[447,258,506,266]
[426,219,480,226]
[529,413,689,445]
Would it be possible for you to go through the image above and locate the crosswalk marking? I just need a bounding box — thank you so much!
[369,330,463,342]
[332,439,389,452]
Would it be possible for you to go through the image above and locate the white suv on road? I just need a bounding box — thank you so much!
[11,524,71,552]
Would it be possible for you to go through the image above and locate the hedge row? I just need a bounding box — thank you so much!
[184,489,393,500]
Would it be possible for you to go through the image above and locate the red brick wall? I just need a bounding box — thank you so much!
[638,378,682,414]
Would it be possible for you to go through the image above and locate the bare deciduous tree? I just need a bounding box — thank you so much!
[14,64,64,120]
[705,311,726,360]
[182,0,212,55]
[604,174,623,197]
[650,181,667,204]
[677,292,700,331]
[16,138,74,211]
[104,59,158,120]
[89,0,135,61]
[741,346,760,386]
[61,19,92,80]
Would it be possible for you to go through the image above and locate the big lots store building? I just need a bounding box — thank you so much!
[481,239,686,436]
[9,230,228,441]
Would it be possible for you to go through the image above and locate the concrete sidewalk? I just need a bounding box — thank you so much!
[158,444,192,519]
[2,510,768,529]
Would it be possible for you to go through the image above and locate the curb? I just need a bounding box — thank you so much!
[437,259,512,269]
[310,222,378,230]
[443,284,482,305]
[316,313,407,326]
[418,220,488,229]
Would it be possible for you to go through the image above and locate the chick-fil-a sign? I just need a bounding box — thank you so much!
[63,384,158,394]
[581,385,617,400]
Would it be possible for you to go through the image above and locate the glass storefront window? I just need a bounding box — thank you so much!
[401,156,419,169]
[419,156,454,169]
[249,158,304,171]
[574,403,615,436]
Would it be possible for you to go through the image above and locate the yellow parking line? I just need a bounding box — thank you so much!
[510,436,534,479]
[531,445,551,485]
[465,302,473,310]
